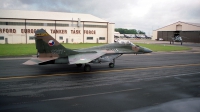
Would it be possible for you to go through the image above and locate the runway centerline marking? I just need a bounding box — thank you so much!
[0,63,200,80]
[42,88,141,101]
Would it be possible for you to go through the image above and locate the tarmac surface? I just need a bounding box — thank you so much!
[0,42,200,112]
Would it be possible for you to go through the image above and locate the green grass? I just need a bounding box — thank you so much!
[0,43,191,56]
[62,43,106,49]
[0,43,105,56]
[136,43,191,52]
[0,44,36,56]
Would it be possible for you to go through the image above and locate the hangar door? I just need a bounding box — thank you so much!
[180,31,200,43]
[157,31,174,41]
[158,31,200,43]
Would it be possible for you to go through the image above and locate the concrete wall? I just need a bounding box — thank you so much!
[83,22,107,43]
[108,23,115,43]
[0,19,26,44]
[0,19,112,44]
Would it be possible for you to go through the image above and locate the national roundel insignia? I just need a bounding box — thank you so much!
[48,40,55,46]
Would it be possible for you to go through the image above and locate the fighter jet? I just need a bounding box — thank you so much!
[170,35,183,45]
[23,29,152,72]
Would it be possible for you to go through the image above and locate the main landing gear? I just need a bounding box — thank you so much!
[76,64,91,72]
[76,59,116,72]
[170,40,174,44]
[84,64,91,72]
[76,64,82,68]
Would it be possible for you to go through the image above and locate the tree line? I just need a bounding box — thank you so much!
[115,28,145,34]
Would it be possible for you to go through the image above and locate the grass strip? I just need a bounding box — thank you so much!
[136,43,191,52]
[0,43,191,56]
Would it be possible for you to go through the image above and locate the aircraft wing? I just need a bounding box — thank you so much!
[68,51,105,64]
[23,57,58,65]
[23,51,106,65]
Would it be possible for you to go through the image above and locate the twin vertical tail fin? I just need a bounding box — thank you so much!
[35,29,77,58]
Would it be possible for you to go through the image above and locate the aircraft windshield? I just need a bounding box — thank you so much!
[117,40,135,46]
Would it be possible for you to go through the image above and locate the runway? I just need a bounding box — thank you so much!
[0,51,200,112]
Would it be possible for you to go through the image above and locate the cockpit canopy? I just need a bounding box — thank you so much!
[175,36,182,40]
[116,40,135,46]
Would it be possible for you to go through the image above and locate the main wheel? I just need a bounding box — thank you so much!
[76,64,82,67]
[109,63,115,68]
[84,64,91,72]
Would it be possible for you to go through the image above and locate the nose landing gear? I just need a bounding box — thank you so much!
[109,63,115,68]
[109,59,115,68]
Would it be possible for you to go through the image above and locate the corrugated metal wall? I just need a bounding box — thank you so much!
[158,31,200,43]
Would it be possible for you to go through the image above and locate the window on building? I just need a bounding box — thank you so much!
[17,22,25,25]
[0,21,69,27]
[0,22,26,26]
[46,23,69,27]
[0,22,6,25]
[8,22,25,26]
[84,24,107,28]
[0,36,4,40]
[59,36,63,40]
[87,37,93,40]
[47,23,55,26]
[99,37,105,40]
[56,23,69,27]
[29,36,35,40]
[26,22,43,26]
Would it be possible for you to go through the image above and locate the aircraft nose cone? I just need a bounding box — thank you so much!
[143,47,152,53]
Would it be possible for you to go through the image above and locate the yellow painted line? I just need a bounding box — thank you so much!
[89,63,200,73]
[0,63,200,80]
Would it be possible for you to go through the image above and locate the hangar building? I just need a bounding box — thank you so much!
[152,21,200,43]
[0,10,114,44]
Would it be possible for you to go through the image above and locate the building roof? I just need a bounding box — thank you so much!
[182,22,200,27]
[155,21,200,31]
[0,9,108,22]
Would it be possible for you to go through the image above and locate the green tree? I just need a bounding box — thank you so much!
[137,30,145,34]
[115,28,145,34]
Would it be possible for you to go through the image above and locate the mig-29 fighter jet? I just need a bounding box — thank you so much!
[170,35,183,45]
[23,29,152,72]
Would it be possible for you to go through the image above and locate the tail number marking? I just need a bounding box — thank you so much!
[51,49,64,54]
[106,49,119,52]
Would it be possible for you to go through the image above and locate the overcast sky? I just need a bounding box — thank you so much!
[0,0,200,35]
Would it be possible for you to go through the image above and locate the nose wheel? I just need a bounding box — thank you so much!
[109,63,115,68]
[109,59,115,68]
